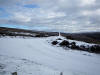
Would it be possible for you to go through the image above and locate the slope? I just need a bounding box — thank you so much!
[0,36,100,75]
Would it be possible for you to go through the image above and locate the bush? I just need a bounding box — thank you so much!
[35,34,45,37]
[12,72,17,75]
[52,41,58,45]
[70,42,76,45]
[70,44,79,49]
[90,45,100,53]
[56,38,62,40]
[59,40,69,46]
[79,45,87,51]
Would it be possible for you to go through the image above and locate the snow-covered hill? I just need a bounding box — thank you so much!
[0,36,100,75]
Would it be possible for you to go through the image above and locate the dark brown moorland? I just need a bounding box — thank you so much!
[0,27,100,44]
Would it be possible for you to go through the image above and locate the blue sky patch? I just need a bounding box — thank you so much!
[0,7,10,18]
[24,4,39,8]
[0,12,10,18]
[0,24,31,29]
[0,7,5,11]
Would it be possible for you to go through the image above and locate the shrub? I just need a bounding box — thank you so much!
[59,40,69,46]
[70,44,79,49]
[35,34,45,37]
[12,72,17,75]
[56,38,62,40]
[79,45,87,51]
[90,45,100,53]
[52,41,58,45]
[70,42,76,45]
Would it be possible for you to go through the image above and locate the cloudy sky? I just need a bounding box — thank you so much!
[0,0,100,33]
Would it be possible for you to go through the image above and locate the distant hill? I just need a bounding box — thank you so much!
[0,27,100,44]
[61,32,100,44]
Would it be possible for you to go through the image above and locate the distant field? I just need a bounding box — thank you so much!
[0,27,100,44]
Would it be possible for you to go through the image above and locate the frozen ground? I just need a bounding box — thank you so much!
[0,36,100,75]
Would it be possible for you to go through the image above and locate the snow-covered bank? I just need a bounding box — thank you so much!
[0,36,100,75]
[49,36,100,53]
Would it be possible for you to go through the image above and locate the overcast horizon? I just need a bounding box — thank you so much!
[0,0,100,33]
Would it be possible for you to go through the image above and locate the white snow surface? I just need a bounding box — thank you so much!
[0,36,100,75]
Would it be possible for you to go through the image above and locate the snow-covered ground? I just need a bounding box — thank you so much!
[0,55,59,75]
[0,36,100,75]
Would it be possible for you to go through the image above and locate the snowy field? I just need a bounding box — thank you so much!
[0,36,100,75]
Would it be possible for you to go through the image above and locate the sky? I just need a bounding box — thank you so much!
[0,0,100,33]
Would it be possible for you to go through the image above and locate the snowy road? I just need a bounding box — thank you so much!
[0,37,100,75]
